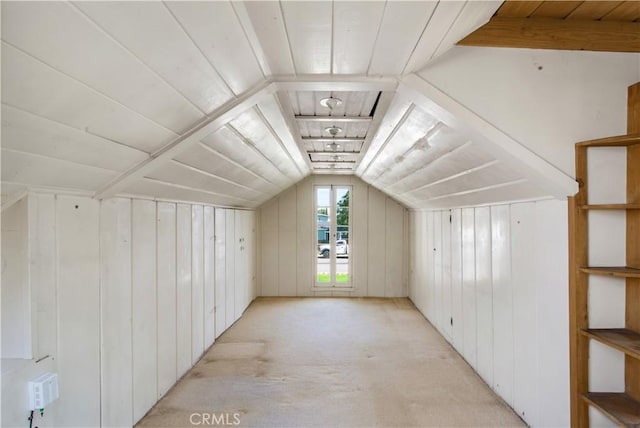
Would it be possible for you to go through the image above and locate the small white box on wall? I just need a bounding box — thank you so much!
[29,372,59,410]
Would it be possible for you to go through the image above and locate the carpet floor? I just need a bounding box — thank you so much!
[137,297,525,428]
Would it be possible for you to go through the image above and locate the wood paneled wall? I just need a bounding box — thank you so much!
[257,175,408,297]
[1,193,256,427]
[409,199,570,427]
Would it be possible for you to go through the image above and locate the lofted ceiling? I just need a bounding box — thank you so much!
[1,1,579,211]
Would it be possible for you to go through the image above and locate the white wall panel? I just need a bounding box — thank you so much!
[425,212,435,320]
[260,200,279,296]
[29,194,57,360]
[278,188,298,296]
[535,200,570,428]
[296,180,313,296]
[100,198,133,428]
[203,206,216,348]
[235,210,246,317]
[192,205,205,364]
[352,180,369,297]
[214,208,227,338]
[176,204,192,377]
[386,199,405,297]
[490,204,514,406]
[461,208,476,368]
[450,209,463,350]
[440,211,453,341]
[368,188,387,297]
[225,209,236,327]
[56,196,101,426]
[474,206,493,386]
[433,211,443,329]
[510,203,539,425]
[156,202,177,398]
[131,199,158,423]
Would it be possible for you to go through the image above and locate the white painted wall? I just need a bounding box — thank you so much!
[410,199,569,427]
[419,47,640,178]
[1,193,256,427]
[257,175,408,297]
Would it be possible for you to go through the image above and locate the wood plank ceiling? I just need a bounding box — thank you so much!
[459,1,640,52]
[1,1,583,210]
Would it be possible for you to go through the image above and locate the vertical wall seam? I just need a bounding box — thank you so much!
[129,198,134,423]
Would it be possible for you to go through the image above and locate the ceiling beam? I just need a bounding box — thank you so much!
[458,17,640,53]
[95,81,276,199]
[308,151,362,155]
[301,137,365,144]
[400,74,578,199]
[295,115,373,123]
[272,75,399,92]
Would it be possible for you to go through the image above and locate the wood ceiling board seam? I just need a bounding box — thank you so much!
[359,103,415,178]
[241,1,295,75]
[273,92,314,173]
[124,179,254,208]
[73,2,233,115]
[255,99,309,176]
[601,1,640,21]
[530,1,584,18]
[227,107,302,179]
[168,160,268,196]
[163,1,265,97]
[402,1,467,75]
[280,1,332,75]
[138,177,255,204]
[368,0,439,76]
[402,159,502,195]
[351,91,396,174]
[355,93,413,175]
[432,0,503,59]
[194,142,284,192]
[230,1,272,78]
[1,41,180,148]
[94,81,275,200]
[495,1,544,18]
[2,150,118,191]
[566,1,624,20]
[1,146,122,174]
[3,2,203,132]
[1,104,148,172]
[400,74,578,199]
[332,1,385,75]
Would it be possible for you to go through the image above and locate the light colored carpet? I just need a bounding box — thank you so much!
[137,297,525,428]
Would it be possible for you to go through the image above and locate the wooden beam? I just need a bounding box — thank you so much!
[295,116,372,123]
[301,137,365,144]
[272,75,399,92]
[95,81,276,199]
[458,17,640,53]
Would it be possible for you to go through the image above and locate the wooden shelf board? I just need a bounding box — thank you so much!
[583,392,640,427]
[576,134,640,147]
[581,204,640,210]
[580,266,640,278]
[582,329,640,360]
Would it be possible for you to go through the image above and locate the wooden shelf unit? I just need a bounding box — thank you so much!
[582,393,640,427]
[570,81,640,427]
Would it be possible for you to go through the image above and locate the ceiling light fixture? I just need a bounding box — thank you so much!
[325,126,343,136]
[320,96,343,110]
[327,142,341,151]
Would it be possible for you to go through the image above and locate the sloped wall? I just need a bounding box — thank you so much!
[256,175,409,297]
[1,193,256,427]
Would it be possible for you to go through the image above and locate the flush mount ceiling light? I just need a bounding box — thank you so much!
[320,96,343,110]
[325,126,343,136]
[327,142,341,151]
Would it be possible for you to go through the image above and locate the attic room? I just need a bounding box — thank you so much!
[1,1,639,427]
